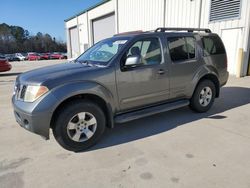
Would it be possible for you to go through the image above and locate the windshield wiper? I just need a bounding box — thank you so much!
[76,60,92,66]
[76,60,106,67]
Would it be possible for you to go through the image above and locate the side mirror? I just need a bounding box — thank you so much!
[125,55,142,66]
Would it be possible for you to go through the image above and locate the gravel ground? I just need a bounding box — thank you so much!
[0,60,250,188]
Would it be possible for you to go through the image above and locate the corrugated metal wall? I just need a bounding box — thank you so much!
[117,0,249,76]
[118,0,165,32]
[165,0,201,28]
[65,0,250,76]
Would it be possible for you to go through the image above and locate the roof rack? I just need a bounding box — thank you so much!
[155,27,212,33]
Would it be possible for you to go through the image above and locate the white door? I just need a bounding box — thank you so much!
[69,27,80,58]
[221,28,242,75]
[92,13,115,44]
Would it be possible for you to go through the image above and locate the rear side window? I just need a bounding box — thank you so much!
[168,37,196,62]
[201,36,225,56]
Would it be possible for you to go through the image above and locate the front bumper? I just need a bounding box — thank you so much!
[12,93,58,139]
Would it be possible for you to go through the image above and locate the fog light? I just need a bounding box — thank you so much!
[24,119,29,125]
[23,119,30,129]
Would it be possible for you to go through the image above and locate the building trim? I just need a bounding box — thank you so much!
[163,0,166,27]
[115,0,119,33]
[64,0,111,22]
[68,26,77,58]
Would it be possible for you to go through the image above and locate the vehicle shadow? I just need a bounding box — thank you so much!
[87,86,250,152]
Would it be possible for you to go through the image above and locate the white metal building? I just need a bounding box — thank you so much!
[65,0,250,77]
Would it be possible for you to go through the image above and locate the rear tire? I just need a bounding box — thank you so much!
[189,80,216,113]
[52,100,106,152]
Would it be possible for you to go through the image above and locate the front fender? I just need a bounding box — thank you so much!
[50,81,116,114]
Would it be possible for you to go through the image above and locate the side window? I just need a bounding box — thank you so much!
[168,37,196,62]
[126,38,162,66]
[201,36,226,56]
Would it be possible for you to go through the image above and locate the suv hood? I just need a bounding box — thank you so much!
[17,62,104,87]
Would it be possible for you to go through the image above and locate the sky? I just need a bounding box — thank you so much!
[0,0,102,42]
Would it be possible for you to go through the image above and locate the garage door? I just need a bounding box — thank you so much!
[69,27,80,58]
[92,13,115,44]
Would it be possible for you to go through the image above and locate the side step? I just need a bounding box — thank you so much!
[114,99,189,123]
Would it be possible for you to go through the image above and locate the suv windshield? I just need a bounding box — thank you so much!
[76,38,128,66]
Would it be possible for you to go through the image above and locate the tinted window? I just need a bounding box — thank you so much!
[127,38,162,65]
[201,36,225,56]
[168,37,196,62]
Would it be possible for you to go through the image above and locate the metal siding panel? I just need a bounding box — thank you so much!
[165,0,200,28]
[66,18,77,28]
[118,0,164,32]
[88,0,115,20]
[77,14,89,53]
[65,0,249,75]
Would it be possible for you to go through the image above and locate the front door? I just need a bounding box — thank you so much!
[116,37,170,111]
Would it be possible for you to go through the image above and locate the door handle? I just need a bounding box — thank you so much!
[157,69,165,75]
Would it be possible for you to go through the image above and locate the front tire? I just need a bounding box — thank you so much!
[189,80,216,113]
[53,100,106,152]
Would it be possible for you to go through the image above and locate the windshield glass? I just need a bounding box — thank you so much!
[76,38,128,66]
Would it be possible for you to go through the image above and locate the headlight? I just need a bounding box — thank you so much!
[24,85,49,102]
[13,84,17,95]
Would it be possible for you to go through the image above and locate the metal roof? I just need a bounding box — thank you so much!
[64,0,111,22]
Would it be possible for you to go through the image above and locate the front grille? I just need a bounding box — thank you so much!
[16,84,27,100]
[20,85,27,99]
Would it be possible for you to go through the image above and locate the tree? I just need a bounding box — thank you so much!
[0,23,67,54]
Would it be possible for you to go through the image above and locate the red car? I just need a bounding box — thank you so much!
[0,58,12,72]
[50,53,67,59]
[40,53,50,60]
[27,53,41,61]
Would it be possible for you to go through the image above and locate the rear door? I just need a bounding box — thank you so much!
[116,36,170,111]
[166,34,200,99]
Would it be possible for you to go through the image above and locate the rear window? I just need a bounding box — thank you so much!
[201,35,225,56]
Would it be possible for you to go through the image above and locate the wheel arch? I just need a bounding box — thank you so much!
[50,93,114,130]
[194,73,220,98]
[49,81,116,130]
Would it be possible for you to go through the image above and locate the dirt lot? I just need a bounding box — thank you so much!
[0,60,250,188]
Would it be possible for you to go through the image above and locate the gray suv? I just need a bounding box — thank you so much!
[12,28,228,151]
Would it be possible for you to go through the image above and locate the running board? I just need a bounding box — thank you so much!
[114,100,189,123]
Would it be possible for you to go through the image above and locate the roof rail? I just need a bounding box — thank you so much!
[155,27,212,33]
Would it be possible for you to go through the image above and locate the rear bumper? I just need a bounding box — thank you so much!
[12,93,58,139]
